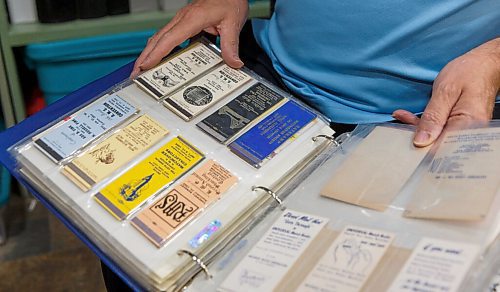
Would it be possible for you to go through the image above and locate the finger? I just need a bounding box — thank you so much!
[131,36,158,78]
[204,26,219,36]
[219,21,244,68]
[130,9,187,77]
[413,85,460,147]
[392,109,420,126]
[130,64,142,79]
[139,17,206,70]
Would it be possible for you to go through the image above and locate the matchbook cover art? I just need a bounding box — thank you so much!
[197,83,286,144]
[63,115,169,191]
[298,225,394,292]
[229,100,317,168]
[134,42,222,99]
[131,160,238,247]
[94,136,204,220]
[34,94,138,163]
[163,64,252,120]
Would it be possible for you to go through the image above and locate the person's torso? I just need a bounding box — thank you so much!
[252,0,500,123]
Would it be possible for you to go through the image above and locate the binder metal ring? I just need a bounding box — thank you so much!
[177,250,212,279]
[312,134,339,147]
[252,185,283,205]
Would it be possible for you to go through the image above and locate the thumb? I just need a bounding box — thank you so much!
[218,23,244,68]
[413,89,457,147]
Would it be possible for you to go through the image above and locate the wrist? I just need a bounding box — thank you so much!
[488,37,500,62]
[474,38,500,91]
[489,38,500,93]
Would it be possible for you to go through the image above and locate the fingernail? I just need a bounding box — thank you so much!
[414,131,431,146]
[234,57,244,68]
[140,56,150,68]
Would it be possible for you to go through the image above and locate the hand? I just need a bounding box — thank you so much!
[393,38,500,147]
[131,0,249,78]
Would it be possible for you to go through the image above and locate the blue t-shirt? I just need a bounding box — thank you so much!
[252,0,500,123]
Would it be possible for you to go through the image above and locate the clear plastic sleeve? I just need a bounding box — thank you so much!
[190,123,500,292]
[9,37,337,291]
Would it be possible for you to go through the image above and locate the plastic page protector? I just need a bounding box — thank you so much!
[134,42,222,99]
[320,126,430,211]
[131,160,237,247]
[163,64,252,121]
[298,225,394,292]
[63,115,169,191]
[388,237,480,292]
[34,94,138,162]
[94,136,204,220]
[219,210,329,292]
[404,127,500,221]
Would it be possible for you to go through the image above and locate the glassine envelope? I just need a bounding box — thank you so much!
[404,127,500,221]
[320,126,430,211]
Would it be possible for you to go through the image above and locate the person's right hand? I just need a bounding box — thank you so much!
[131,0,249,78]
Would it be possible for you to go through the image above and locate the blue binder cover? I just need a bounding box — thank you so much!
[0,62,143,291]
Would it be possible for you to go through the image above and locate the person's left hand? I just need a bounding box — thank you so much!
[393,37,500,147]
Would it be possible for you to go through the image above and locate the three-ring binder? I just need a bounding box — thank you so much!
[313,132,352,149]
[312,134,340,147]
[252,185,283,205]
[334,132,351,145]
[177,250,212,279]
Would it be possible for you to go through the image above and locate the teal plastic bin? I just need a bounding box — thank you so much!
[26,30,155,104]
[0,164,10,206]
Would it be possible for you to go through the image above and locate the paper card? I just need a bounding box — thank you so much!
[219,210,329,292]
[320,126,430,211]
[62,115,169,191]
[163,64,252,121]
[298,225,395,292]
[277,234,411,292]
[360,246,412,292]
[388,238,480,292]
[134,42,222,99]
[197,82,287,144]
[274,229,338,292]
[228,100,317,168]
[94,136,204,220]
[33,94,138,162]
[404,127,500,221]
[131,160,237,247]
